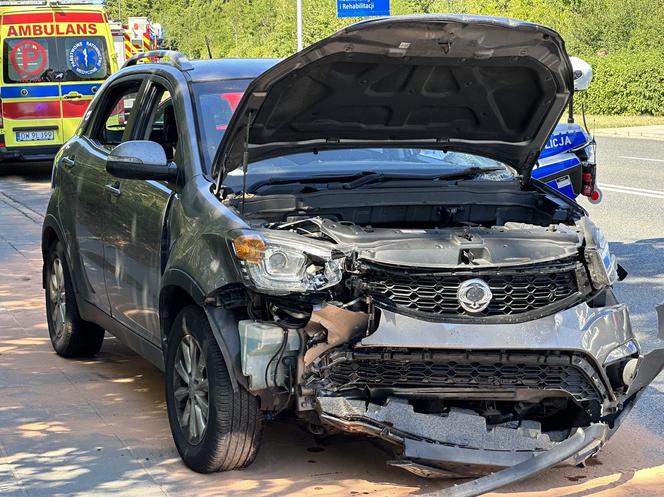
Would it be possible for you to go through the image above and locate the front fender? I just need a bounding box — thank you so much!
[162,179,252,391]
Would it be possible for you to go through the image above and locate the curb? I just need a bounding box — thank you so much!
[593,127,664,141]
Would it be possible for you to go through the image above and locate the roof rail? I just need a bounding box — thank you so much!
[123,50,194,71]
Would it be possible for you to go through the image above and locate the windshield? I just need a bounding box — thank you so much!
[192,81,513,186]
[3,36,110,83]
[193,79,251,166]
[225,148,513,192]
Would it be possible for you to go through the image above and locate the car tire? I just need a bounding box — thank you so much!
[165,305,263,473]
[45,241,105,358]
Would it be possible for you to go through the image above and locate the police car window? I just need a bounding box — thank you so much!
[2,36,110,83]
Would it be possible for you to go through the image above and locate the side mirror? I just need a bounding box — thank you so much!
[570,56,593,92]
[106,140,178,182]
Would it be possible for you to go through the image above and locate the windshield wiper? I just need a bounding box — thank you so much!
[434,166,506,181]
[248,171,380,193]
[342,167,507,189]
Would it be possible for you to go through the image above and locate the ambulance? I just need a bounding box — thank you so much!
[0,0,117,162]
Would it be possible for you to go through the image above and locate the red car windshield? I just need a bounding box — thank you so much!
[193,79,251,168]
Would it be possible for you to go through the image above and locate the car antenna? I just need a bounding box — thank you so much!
[241,112,254,215]
[204,36,213,59]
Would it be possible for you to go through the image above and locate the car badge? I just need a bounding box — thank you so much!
[457,278,492,313]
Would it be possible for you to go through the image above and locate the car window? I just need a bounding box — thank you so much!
[143,87,179,162]
[88,82,140,149]
[3,36,111,83]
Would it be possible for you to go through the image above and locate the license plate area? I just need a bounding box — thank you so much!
[15,130,55,142]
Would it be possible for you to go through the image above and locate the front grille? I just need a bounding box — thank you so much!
[364,259,581,318]
[317,350,606,403]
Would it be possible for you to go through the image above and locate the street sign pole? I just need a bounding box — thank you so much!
[296,0,303,51]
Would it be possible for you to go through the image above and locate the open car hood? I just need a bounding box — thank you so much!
[213,15,573,179]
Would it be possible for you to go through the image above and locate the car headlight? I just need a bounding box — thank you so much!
[580,218,618,289]
[231,231,343,293]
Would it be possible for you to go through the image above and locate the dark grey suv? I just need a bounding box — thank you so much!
[41,15,664,495]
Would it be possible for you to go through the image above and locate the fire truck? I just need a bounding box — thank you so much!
[110,16,162,68]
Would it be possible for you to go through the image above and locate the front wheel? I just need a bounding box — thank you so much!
[165,305,263,473]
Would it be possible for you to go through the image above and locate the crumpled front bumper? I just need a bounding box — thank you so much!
[318,397,610,496]
[314,301,664,496]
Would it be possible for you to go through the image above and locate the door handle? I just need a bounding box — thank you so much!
[62,156,75,168]
[104,182,121,197]
[63,92,83,100]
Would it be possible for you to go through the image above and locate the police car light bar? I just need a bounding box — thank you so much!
[0,0,105,5]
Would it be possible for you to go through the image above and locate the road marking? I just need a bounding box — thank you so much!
[599,183,664,199]
[618,155,664,163]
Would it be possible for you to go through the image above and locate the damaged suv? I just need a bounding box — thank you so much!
[42,15,664,494]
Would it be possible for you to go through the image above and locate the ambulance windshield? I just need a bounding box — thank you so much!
[3,37,110,83]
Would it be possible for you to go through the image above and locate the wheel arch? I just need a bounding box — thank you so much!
[160,270,246,392]
[41,215,73,291]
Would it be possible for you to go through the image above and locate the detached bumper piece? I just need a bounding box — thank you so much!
[317,397,608,496]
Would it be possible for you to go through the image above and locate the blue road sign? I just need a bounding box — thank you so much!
[337,0,390,18]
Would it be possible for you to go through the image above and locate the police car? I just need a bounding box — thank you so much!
[0,0,117,162]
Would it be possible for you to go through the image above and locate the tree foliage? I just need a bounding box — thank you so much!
[106,0,664,114]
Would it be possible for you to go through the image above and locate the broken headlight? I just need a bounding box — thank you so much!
[580,218,618,289]
[231,231,342,293]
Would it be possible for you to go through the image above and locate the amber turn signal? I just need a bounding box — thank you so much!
[232,235,267,263]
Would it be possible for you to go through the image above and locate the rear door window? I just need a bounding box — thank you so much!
[63,37,109,81]
[3,36,110,83]
[4,38,55,82]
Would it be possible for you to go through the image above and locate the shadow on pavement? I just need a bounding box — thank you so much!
[0,161,52,180]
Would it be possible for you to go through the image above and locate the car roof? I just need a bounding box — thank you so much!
[187,58,281,83]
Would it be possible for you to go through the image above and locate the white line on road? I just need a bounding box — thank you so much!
[599,183,664,199]
[618,155,664,163]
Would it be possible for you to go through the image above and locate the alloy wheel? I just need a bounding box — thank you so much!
[49,257,67,340]
[173,334,209,444]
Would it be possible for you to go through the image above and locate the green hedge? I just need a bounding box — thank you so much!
[583,51,664,116]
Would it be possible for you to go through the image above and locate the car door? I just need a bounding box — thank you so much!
[59,77,145,313]
[102,78,179,343]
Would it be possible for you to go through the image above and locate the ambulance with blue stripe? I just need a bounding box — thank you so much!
[0,0,117,162]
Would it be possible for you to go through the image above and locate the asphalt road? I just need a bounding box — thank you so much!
[0,136,663,497]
